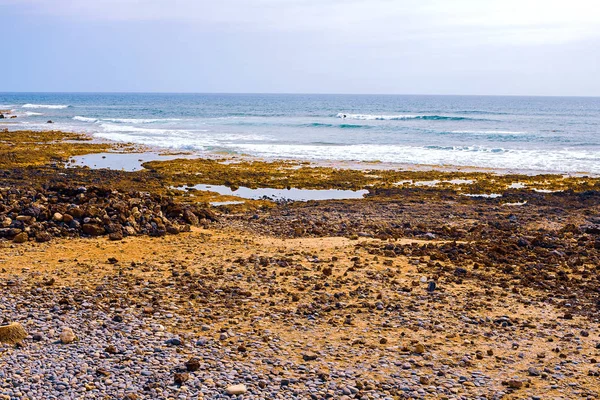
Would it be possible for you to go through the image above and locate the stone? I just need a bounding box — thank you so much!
[302,352,318,361]
[185,357,201,372]
[528,367,540,377]
[105,345,118,354]
[507,380,523,389]
[165,337,182,346]
[82,224,105,236]
[35,232,52,243]
[174,372,189,385]
[0,322,27,344]
[413,343,425,354]
[183,209,199,225]
[109,231,123,241]
[427,281,436,292]
[53,212,63,222]
[226,384,247,395]
[13,232,28,243]
[59,327,76,344]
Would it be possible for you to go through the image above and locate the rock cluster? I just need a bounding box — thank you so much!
[0,185,217,243]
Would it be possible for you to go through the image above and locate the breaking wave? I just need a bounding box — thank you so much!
[23,104,70,109]
[336,113,478,121]
[73,116,182,124]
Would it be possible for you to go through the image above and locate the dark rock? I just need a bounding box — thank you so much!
[35,232,52,243]
[183,209,199,225]
[185,357,200,372]
[108,231,123,241]
[174,372,189,385]
[427,281,436,292]
[165,337,182,346]
[82,224,105,236]
[105,345,118,354]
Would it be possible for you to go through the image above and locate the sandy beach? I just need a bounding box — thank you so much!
[0,129,599,399]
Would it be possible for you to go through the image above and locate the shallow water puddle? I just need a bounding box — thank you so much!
[180,184,368,201]
[209,201,246,207]
[502,201,528,206]
[68,152,195,172]
[509,182,527,189]
[462,193,503,198]
[395,179,474,187]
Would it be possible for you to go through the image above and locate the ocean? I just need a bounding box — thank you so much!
[1,93,599,174]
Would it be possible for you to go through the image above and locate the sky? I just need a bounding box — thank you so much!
[1,0,599,95]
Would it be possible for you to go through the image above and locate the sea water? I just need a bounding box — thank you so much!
[1,93,599,173]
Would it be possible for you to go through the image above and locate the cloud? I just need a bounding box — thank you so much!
[4,0,600,46]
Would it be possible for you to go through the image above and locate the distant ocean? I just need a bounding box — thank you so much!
[1,93,599,174]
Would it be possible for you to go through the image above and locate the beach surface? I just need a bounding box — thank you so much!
[1,130,600,399]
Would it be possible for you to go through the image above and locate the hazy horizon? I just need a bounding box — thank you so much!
[1,0,599,96]
[1,91,600,98]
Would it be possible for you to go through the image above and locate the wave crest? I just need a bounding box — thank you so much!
[73,116,181,124]
[23,104,69,109]
[73,116,98,122]
[336,113,474,121]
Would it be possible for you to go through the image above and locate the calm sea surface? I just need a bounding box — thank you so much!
[1,93,599,173]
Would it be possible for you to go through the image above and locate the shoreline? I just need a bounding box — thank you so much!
[3,122,599,177]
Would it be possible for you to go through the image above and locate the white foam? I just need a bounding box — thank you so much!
[101,117,182,123]
[22,104,69,109]
[94,124,217,150]
[23,111,43,116]
[73,116,98,123]
[337,113,418,120]
[228,143,600,174]
[74,116,182,124]
[451,130,527,135]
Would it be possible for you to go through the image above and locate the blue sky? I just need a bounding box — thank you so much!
[1,0,599,95]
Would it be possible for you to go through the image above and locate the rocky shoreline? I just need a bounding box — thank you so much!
[1,130,600,399]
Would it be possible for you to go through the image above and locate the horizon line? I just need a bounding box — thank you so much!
[1,91,599,99]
